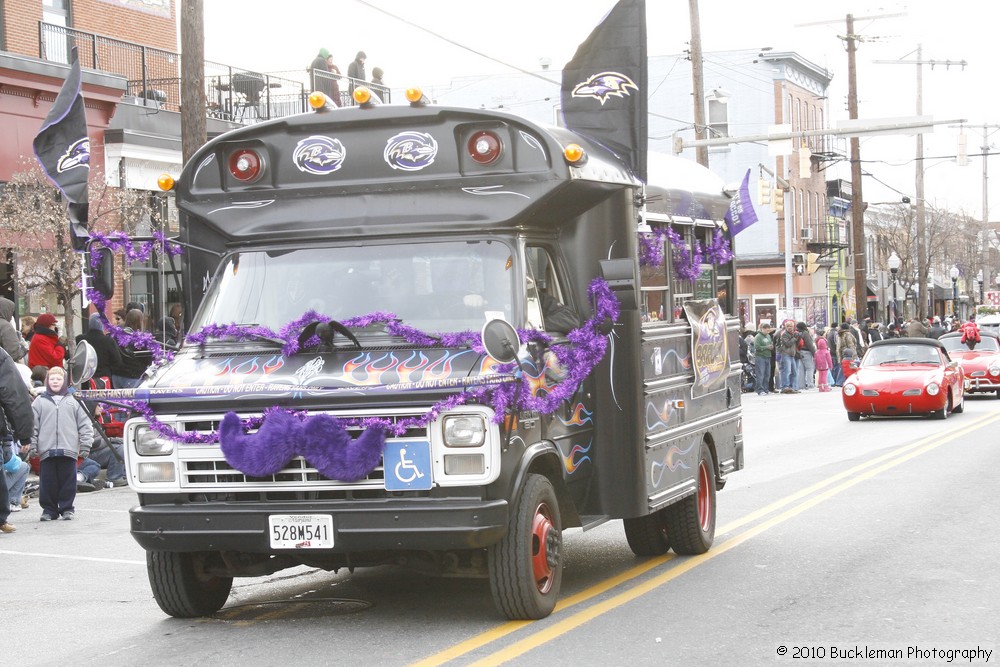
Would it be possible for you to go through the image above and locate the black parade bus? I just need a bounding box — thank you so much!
[100,85,744,620]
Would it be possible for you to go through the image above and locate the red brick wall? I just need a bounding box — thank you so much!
[72,0,177,52]
[1,1,177,58]
[3,0,44,56]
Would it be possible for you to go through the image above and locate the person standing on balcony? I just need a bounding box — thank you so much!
[371,66,385,101]
[347,50,367,94]
[308,48,339,106]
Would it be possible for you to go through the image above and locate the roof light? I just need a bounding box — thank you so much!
[468,130,503,165]
[228,149,264,183]
[353,86,372,105]
[308,92,329,110]
[157,174,175,191]
[563,143,585,164]
[406,87,429,106]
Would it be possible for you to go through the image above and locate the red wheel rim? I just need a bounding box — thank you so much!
[697,461,712,532]
[530,503,557,594]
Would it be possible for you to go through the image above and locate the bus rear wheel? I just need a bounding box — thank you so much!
[147,550,233,618]
[664,442,716,555]
[623,508,671,556]
[488,473,563,620]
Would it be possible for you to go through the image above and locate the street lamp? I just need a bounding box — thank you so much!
[888,251,901,323]
[950,265,960,317]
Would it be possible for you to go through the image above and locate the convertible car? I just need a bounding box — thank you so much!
[939,330,1000,397]
[842,338,964,421]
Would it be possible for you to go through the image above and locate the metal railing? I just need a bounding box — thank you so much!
[37,22,337,125]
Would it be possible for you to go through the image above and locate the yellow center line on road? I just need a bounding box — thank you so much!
[414,410,1000,667]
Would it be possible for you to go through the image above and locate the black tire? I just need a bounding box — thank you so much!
[995,389,1000,399]
[488,473,563,620]
[623,508,671,556]
[663,442,716,555]
[847,411,861,422]
[932,396,951,420]
[953,393,965,413]
[147,550,233,618]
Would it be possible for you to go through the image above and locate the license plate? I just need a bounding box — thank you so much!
[268,514,333,549]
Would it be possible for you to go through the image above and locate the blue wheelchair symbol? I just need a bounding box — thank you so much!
[384,441,432,491]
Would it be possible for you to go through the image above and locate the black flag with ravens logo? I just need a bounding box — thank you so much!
[33,47,90,250]
[560,0,647,182]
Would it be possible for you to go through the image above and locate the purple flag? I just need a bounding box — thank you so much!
[33,47,90,249]
[724,169,758,236]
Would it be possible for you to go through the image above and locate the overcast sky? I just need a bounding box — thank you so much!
[203,0,1000,217]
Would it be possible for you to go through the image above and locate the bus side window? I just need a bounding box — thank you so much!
[525,252,544,331]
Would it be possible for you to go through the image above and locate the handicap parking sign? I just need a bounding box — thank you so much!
[384,440,432,491]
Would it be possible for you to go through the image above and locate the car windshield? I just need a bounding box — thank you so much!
[862,344,942,367]
[940,336,1000,352]
[190,240,515,337]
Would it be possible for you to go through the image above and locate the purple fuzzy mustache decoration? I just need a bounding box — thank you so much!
[219,411,386,482]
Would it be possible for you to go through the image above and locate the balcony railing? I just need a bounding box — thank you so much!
[38,22,390,125]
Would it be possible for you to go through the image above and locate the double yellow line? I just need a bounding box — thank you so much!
[414,410,1000,666]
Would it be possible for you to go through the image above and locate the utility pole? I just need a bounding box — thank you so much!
[688,0,708,167]
[845,14,868,322]
[873,46,966,320]
[180,0,206,165]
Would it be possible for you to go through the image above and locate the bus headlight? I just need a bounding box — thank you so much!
[135,426,174,456]
[443,415,486,447]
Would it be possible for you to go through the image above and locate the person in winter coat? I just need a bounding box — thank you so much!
[27,313,65,370]
[0,297,24,363]
[154,316,179,348]
[814,337,834,392]
[29,366,93,521]
[347,50,366,93]
[836,322,858,368]
[111,308,152,389]
[826,323,842,386]
[775,320,801,393]
[1,347,34,533]
[75,313,122,383]
[960,315,981,350]
[795,321,816,390]
[753,323,775,396]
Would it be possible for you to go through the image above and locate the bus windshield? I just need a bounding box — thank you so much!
[190,240,515,337]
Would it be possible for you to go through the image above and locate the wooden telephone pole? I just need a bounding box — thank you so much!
[180,0,206,165]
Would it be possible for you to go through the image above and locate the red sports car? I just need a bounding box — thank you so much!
[842,338,964,421]
[939,330,1000,397]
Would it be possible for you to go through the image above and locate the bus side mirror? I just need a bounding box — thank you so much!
[90,246,114,299]
[599,258,636,311]
[481,319,521,363]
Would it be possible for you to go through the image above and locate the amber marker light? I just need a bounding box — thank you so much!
[308,91,328,110]
[563,143,585,164]
[157,174,175,191]
[353,86,372,105]
[405,87,424,103]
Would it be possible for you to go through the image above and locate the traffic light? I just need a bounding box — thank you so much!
[758,178,771,206]
[772,187,784,215]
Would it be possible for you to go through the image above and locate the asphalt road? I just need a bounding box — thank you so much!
[4,388,998,666]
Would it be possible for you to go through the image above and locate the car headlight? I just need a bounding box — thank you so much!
[442,415,486,447]
[134,426,175,456]
[843,383,857,396]
[989,365,1000,377]
[926,382,940,396]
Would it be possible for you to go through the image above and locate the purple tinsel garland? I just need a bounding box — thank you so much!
[638,227,732,281]
[113,278,619,447]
